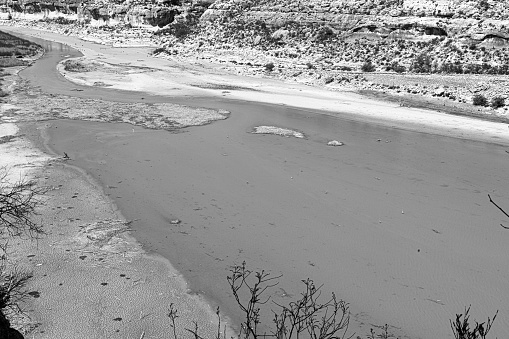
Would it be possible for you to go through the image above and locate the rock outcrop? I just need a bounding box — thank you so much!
[0,0,210,28]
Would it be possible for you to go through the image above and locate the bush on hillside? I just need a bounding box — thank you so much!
[264,62,275,72]
[388,61,406,73]
[411,53,433,73]
[315,26,335,42]
[361,60,376,72]
[490,96,505,109]
[472,94,488,106]
[152,47,167,55]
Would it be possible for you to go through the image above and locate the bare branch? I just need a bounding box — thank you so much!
[0,169,46,238]
[488,194,509,229]
[488,194,509,218]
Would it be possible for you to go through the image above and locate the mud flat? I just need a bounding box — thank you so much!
[3,26,509,339]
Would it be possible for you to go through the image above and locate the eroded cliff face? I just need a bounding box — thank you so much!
[0,0,210,28]
[0,0,507,44]
[201,0,509,45]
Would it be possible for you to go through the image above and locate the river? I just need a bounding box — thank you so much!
[13,31,509,339]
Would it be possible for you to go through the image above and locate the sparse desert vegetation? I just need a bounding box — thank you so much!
[0,31,41,67]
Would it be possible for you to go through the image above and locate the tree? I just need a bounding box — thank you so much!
[0,168,45,338]
[265,62,275,72]
[411,53,432,73]
[472,94,488,106]
[490,96,505,109]
[0,171,43,238]
[387,61,406,73]
[361,60,376,72]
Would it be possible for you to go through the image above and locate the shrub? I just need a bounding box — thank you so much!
[62,59,89,72]
[152,47,166,55]
[389,61,406,73]
[170,22,192,40]
[315,26,334,42]
[324,76,334,84]
[411,53,432,73]
[490,96,505,109]
[472,94,488,106]
[361,60,376,72]
[226,262,351,339]
[264,62,275,72]
[440,62,463,74]
[450,306,497,339]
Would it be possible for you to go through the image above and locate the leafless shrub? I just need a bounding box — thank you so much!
[0,167,45,336]
[227,261,352,339]
[168,303,227,339]
[0,263,32,321]
[450,306,497,339]
[0,168,45,238]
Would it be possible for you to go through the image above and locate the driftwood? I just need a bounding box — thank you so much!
[488,194,509,229]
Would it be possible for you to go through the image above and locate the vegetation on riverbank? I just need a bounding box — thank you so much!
[0,30,41,67]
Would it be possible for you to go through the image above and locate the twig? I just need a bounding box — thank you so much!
[488,194,509,229]
[489,194,509,218]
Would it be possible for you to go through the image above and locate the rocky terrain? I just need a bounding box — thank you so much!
[0,0,508,117]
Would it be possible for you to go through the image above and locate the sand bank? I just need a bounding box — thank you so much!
[2,25,509,339]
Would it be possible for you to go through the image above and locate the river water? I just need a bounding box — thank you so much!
[14,32,509,338]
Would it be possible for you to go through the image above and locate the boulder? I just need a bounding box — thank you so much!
[434,87,445,96]
[271,29,289,40]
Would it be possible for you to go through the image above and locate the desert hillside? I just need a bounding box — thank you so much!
[0,0,508,113]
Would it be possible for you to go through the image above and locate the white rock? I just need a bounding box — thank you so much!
[327,140,344,146]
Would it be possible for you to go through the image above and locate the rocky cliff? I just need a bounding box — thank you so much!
[0,0,211,28]
[202,0,509,44]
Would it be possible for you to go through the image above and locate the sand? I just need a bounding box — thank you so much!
[1,25,509,339]
[1,122,229,339]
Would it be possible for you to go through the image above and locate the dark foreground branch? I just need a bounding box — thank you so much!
[0,170,45,238]
[488,194,509,229]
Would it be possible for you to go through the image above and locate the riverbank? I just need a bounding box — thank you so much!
[2,25,509,339]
